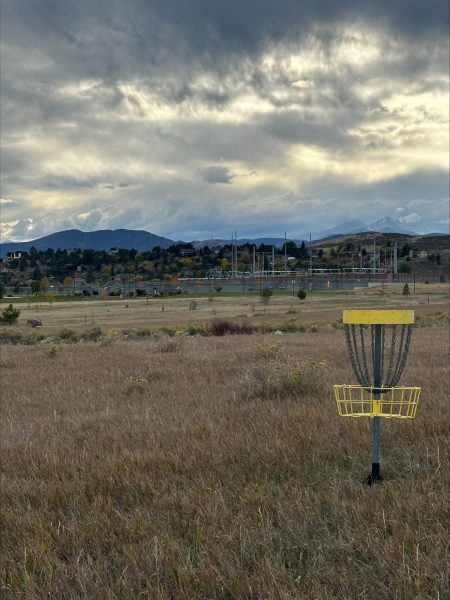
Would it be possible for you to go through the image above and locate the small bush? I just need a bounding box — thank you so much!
[209,319,254,336]
[126,374,148,394]
[297,289,306,300]
[22,332,46,345]
[250,342,281,359]
[100,331,120,346]
[133,328,154,338]
[0,329,23,344]
[0,304,20,324]
[58,328,78,342]
[185,324,206,336]
[402,283,410,296]
[260,288,273,304]
[80,327,103,341]
[240,358,327,401]
[47,343,61,358]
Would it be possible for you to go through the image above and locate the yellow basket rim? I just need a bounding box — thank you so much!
[334,384,421,390]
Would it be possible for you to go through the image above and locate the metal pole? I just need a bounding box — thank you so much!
[394,242,398,276]
[370,324,383,484]
[309,234,312,274]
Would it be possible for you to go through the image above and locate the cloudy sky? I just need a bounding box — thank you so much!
[1,0,448,242]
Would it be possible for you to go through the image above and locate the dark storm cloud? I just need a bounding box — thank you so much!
[2,0,447,78]
[1,0,448,241]
[202,166,235,185]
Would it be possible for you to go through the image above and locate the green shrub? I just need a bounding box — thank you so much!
[402,283,410,296]
[0,304,20,324]
[260,288,273,304]
[398,263,411,273]
[297,289,306,300]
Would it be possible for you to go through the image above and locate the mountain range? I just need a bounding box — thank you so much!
[0,217,439,256]
[191,217,420,248]
[0,229,175,256]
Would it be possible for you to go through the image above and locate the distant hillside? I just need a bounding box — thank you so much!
[0,229,176,256]
[191,237,308,249]
[191,217,421,249]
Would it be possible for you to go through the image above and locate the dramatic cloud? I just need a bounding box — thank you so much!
[202,166,235,185]
[0,0,448,241]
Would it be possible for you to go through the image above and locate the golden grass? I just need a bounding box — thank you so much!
[1,323,448,598]
[7,282,449,336]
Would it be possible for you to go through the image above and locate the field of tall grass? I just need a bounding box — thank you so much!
[1,322,448,598]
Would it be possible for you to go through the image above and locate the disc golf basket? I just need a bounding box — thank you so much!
[334,310,421,484]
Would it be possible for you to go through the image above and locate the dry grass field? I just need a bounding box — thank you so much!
[4,282,449,335]
[1,288,449,598]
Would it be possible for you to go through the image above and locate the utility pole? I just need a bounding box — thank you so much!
[373,241,376,273]
[360,245,363,273]
[394,241,398,276]
[235,231,238,276]
[309,234,313,275]
[230,233,233,277]
[253,245,256,275]
[284,232,287,273]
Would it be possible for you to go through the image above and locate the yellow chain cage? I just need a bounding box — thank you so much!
[334,385,421,418]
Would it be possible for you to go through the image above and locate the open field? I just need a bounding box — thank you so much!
[1,283,449,336]
[1,289,449,598]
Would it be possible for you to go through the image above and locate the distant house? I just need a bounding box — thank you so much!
[180,248,195,257]
[6,250,28,261]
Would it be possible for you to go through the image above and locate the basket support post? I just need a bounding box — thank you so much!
[368,324,383,485]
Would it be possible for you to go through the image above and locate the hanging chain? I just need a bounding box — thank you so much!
[383,324,397,386]
[344,324,371,387]
[360,325,371,386]
[344,323,413,388]
[385,324,413,387]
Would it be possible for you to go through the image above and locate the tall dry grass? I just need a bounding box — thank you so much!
[1,325,448,599]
